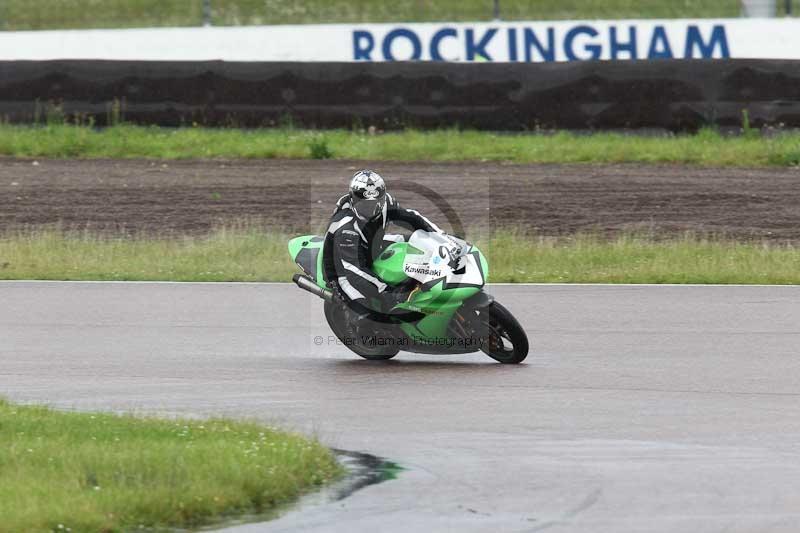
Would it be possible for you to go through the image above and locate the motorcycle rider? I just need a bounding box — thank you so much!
[323,169,444,317]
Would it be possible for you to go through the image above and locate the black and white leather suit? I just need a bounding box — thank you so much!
[323,193,441,313]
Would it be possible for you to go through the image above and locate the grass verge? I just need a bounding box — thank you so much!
[3,124,800,166]
[1,0,758,31]
[0,398,342,532]
[488,231,800,284]
[1,228,798,284]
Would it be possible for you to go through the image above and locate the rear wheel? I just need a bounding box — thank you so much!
[475,302,528,364]
[323,300,399,360]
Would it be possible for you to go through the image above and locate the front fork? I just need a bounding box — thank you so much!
[452,291,496,342]
[451,310,472,339]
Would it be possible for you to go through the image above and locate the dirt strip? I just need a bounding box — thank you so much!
[2,158,799,240]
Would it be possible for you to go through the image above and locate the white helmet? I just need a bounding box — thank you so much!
[349,170,386,221]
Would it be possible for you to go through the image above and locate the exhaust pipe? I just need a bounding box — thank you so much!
[293,274,333,302]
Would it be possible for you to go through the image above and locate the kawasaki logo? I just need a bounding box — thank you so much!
[404,264,442,277]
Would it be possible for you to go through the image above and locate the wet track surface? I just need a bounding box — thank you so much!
[3,282,800,532]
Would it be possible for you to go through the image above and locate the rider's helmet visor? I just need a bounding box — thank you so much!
[352,196,385,221]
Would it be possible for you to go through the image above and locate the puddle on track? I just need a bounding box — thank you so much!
[205,449,402,531]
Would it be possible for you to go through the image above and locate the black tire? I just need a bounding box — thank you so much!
[323,300,399,360]
[476,301,529,364]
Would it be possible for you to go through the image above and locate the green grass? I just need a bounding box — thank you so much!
[487,232,800,284]
[2,228,799,284]
[2,0,777,31]
[0,398,342,533]
[0,227,291,282]
[4,124,800,166]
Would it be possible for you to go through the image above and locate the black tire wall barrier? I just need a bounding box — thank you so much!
[1,59,800,130]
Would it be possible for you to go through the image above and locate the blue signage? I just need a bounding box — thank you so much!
[353,23,730,62]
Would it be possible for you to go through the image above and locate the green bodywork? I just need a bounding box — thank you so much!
[288,235,488,341]
[288,235,325,286]
[372,242,420,285]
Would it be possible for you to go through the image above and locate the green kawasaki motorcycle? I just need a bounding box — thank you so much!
[288,230,528,364]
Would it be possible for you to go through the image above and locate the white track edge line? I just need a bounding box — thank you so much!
[0,280,797,288]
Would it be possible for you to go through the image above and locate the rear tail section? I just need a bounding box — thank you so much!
[288,235,326,287]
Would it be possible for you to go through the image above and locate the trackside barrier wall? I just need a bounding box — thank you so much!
[1,59,800,130]
[0,20,794,62]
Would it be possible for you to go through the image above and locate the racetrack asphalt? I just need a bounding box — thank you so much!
[3,281,800,532]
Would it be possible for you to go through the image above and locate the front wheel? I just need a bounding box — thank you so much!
[323,300,400,361]
[475,302,528,364]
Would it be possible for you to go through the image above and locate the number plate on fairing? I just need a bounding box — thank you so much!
[403,230,484,288]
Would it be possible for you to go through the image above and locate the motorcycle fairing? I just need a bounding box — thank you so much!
[290,231,484,341]
[402,230,487,290]
[288,235,325,287]
[419,250,488,291]
[373,242,423,286]
[393,277,481,339]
